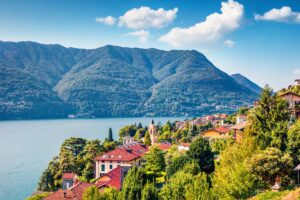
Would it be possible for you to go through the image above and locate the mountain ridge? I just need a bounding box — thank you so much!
[231,73,262,94]
[0,41,259,119]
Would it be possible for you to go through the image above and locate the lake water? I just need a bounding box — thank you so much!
[0,117,183,200]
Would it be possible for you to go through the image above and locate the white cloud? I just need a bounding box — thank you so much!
[127,30,150,43]
[159,0,244,47]
[118,7,178,29]
[224,39,235,47]
[95,16,116,25]
[255,6,300,23]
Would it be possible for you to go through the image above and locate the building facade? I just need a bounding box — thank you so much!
[94,143,147,178]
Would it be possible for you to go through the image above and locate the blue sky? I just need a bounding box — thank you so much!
[0,0,299,90]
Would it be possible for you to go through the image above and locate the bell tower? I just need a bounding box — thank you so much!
[148,120,157,145]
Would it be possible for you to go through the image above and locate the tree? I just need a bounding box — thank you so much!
[100,187,121,200]
[137,122,143,129]
[162,121,171,132]
[118,125,138,141]
[185,173,215,200]
[287,120,300,166]
[141,182,159,200]
[166,154,191,177]
[121,167,145,200]
[248,85,290,151]
[157,131,172,142]
[144,131,151,146]
[26,192,51,200]
[213,137,258,199]
[248,147,293,187]
[160,170,193,200]
[82,186,101,200]
[37,156,60,191]
[144,146,166,181]
[81,140,104,181]
[108,128,114,142]
[134,128,147,141]
[187,137,215,174]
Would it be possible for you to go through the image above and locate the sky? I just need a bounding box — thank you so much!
[0,0,299,90]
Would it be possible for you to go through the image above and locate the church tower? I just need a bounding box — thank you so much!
[148,120,158,145]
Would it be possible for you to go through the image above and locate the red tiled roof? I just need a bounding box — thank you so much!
[95,148,139,162]
[157,143,172,151]
[62,173,76,180]
[94,143,147,162]
[213,127,230,134]
[44,182,93,200]
[95,166,127,190]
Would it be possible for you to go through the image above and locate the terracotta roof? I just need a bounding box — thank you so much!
[157,143,172,151]
[62,173,77,180]
[95,166,128,190]
[95,148,139,162]
[120,143,148,156]
[44,182,92,200]
[213,127,230,134]
[94,143,147,162]
[231,121,248,130]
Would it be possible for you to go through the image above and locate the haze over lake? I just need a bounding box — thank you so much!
[0,117,183,200]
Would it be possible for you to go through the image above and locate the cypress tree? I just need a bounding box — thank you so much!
[108,128,114,142]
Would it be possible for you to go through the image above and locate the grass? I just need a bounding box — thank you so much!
[250,190,290,200]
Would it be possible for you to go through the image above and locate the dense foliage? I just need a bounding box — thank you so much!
[37,137,117,191]
[0,41,258,119]
[36,86,300,199]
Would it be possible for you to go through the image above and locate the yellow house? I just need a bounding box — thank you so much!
[202,127,231,139]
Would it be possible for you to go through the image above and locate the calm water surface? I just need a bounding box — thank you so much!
[0,117,183,200]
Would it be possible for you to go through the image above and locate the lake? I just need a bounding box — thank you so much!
[0,117,183,200]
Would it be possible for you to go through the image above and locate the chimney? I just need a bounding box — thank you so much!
[63,191,67,198]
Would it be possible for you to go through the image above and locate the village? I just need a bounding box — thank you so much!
[30,80,300,200]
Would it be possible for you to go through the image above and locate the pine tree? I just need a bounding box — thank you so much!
[141,182,159,200]
[248,85,290,151]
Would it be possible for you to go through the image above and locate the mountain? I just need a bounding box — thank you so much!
[0,65,73,120]
[231,73,262,94]
[0,41,259,119]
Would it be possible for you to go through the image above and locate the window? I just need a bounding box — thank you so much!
[110,164,113,169]
[101,164,105,172]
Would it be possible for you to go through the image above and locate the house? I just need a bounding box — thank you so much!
[157,142,172,151]
[94,142,147,178]
[62,173,78,190]
[123,136,136,145]
[279,91,300,118]
[44,182,93,200]
[202,127,231,139]
[236,115,247,124]
[231,121,248,142]
[178,143,190,151]
[95,166,130,191]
